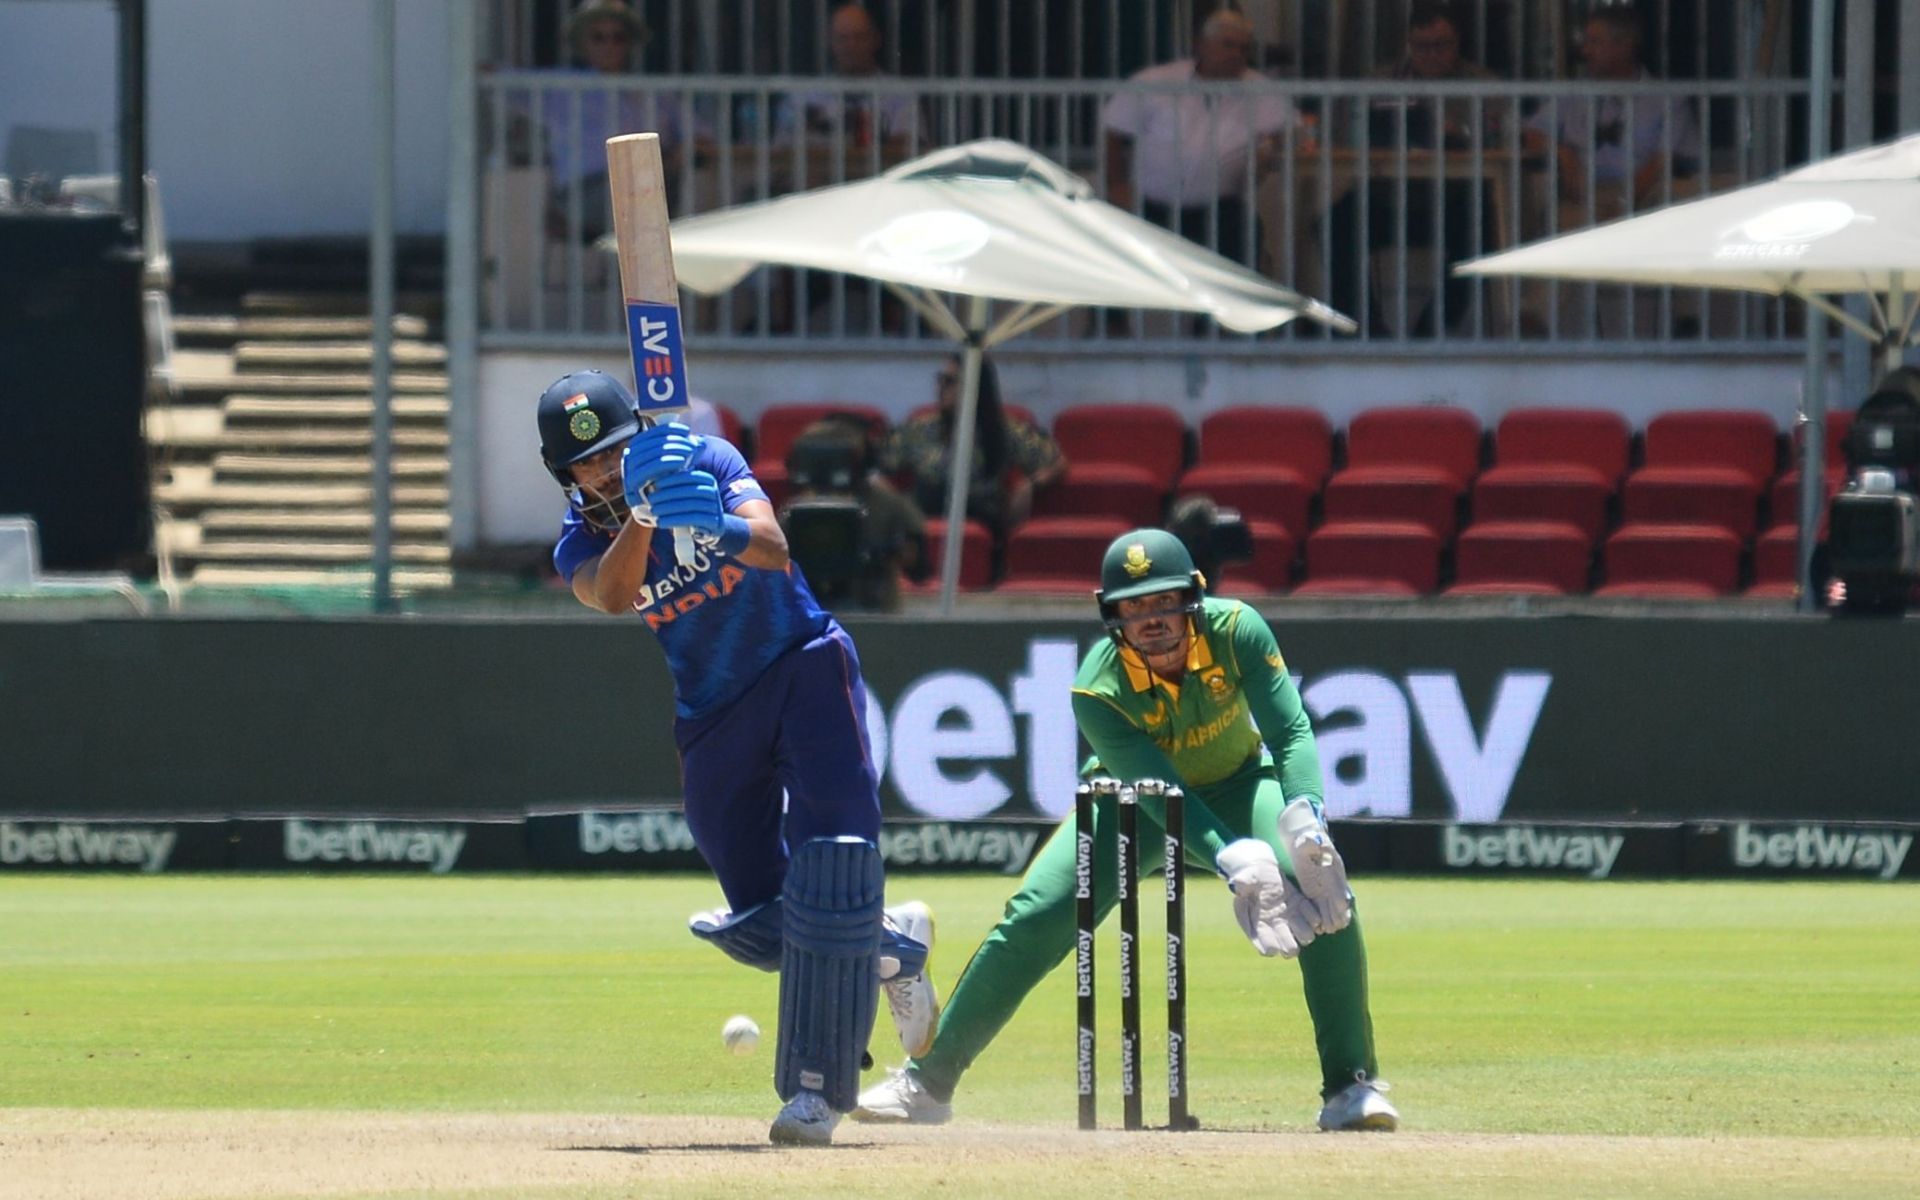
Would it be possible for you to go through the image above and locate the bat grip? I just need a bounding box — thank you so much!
[672,527,698,567]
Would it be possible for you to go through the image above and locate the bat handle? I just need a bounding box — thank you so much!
[672,527,698,567]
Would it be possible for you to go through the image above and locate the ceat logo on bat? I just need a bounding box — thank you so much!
[625,300,688,415]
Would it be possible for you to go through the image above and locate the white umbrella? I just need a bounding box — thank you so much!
[1459,131,1920,609]
[656,138,1354,613]
[1459,132,1920,368]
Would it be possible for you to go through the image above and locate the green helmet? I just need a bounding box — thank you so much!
[1096,528,1205,630]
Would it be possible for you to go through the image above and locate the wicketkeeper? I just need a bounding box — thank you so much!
[855,527,1395,1132]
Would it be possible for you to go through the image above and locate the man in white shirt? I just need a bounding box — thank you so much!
[1101,8,1305,271]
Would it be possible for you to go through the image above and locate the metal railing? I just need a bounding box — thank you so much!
[476,71,1813,354]
[483,0,1748,83]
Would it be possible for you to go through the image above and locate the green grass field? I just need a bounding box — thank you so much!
[4,873,1919,1199]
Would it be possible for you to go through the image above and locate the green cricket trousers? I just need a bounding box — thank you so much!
[908,766,1380,1103]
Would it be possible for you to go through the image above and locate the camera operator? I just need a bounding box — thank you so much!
[782,415,928,612]
[1824,366,1920,616]
[1167,493,1256,587]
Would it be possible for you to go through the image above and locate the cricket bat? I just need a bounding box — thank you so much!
[606,132,697,566]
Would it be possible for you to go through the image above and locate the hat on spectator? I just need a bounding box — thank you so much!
[566,0,650,51]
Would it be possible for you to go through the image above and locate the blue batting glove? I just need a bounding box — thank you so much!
[647,469,726,537]
[621,421,702,508]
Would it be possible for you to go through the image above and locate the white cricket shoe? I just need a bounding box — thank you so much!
[852,1067,952,1125]
[880,901,941,1058]
[1317,1076,1399,1132]
[769,1089,841,1146]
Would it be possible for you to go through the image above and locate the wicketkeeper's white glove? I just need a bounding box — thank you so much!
[1278,798,1353,935]
[1215,838,1321,959]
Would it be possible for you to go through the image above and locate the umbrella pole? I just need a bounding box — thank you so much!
[1797,0,1834,615]
[1884,274,1913,375]
[938,295,991,615]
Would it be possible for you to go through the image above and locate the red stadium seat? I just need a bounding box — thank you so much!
[1322,470,1461,539]
[1470,408,1629,544]
[1619,410,1780,539]
[1298,521,1442,595]
[1214,520,1297,595]
[1641,410,1780,487]
[906,518,995,592]
[1596,523,1743,596]
[1621,468,1766,537]
[1490,407,1633,483]
[1032,463,1165,527]
[1745,522,1811,599]
[1751,523,1800,589]
[1451,520,1592,594]
[997,516,1131,594]
[1051,404,1191,492]
[1320,409,1482,552]
[1176,462,1316,539]
[1343,406,1483,490]
[755,403,890,471]
[1769,467,1843,531]
[1471,465,1613,543]
[1196,406,1334,482]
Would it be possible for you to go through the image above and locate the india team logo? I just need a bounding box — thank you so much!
[563,393,601,441]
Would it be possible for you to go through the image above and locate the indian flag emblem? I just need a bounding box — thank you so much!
[563,393,591,414]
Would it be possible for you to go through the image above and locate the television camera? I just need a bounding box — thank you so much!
[1826,366,1920,614]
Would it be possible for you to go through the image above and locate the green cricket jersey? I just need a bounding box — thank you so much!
[1071,596,1324,856]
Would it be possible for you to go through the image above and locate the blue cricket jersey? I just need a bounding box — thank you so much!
[552,435,833,719]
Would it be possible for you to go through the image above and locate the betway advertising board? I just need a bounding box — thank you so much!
[4,615,1920,824]
[840,617,1920,825]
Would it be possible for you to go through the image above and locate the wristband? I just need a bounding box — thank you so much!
[718,513,752,556]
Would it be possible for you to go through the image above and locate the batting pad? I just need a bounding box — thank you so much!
[688,900,783,971]
[775,836,884,1110]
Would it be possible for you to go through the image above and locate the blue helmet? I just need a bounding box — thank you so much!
[537,370,641,531]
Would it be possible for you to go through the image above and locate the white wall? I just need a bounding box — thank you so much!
[476,347,1829,549]
[0,0,452,240]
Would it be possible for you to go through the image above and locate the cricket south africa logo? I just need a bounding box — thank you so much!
[1123,545,1152,577]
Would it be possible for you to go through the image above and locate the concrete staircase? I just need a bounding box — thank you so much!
[152,293,454,589]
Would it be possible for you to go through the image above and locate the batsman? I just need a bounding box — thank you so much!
[535,369,940,1147]
[857,527,1396,1132]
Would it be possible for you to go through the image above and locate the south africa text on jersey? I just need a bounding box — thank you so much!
[1154,695,1248,754]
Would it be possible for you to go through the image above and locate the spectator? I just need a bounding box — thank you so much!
[783,414,928,612]
[1100,6,1308,271]
[883,355,1065,538]
[1524,5,1701,336]
[1531,6,1701,227]
[534,0,705,244]
[774,4,920,161]
[1323,1,1508,336]
[769,4,920,334]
